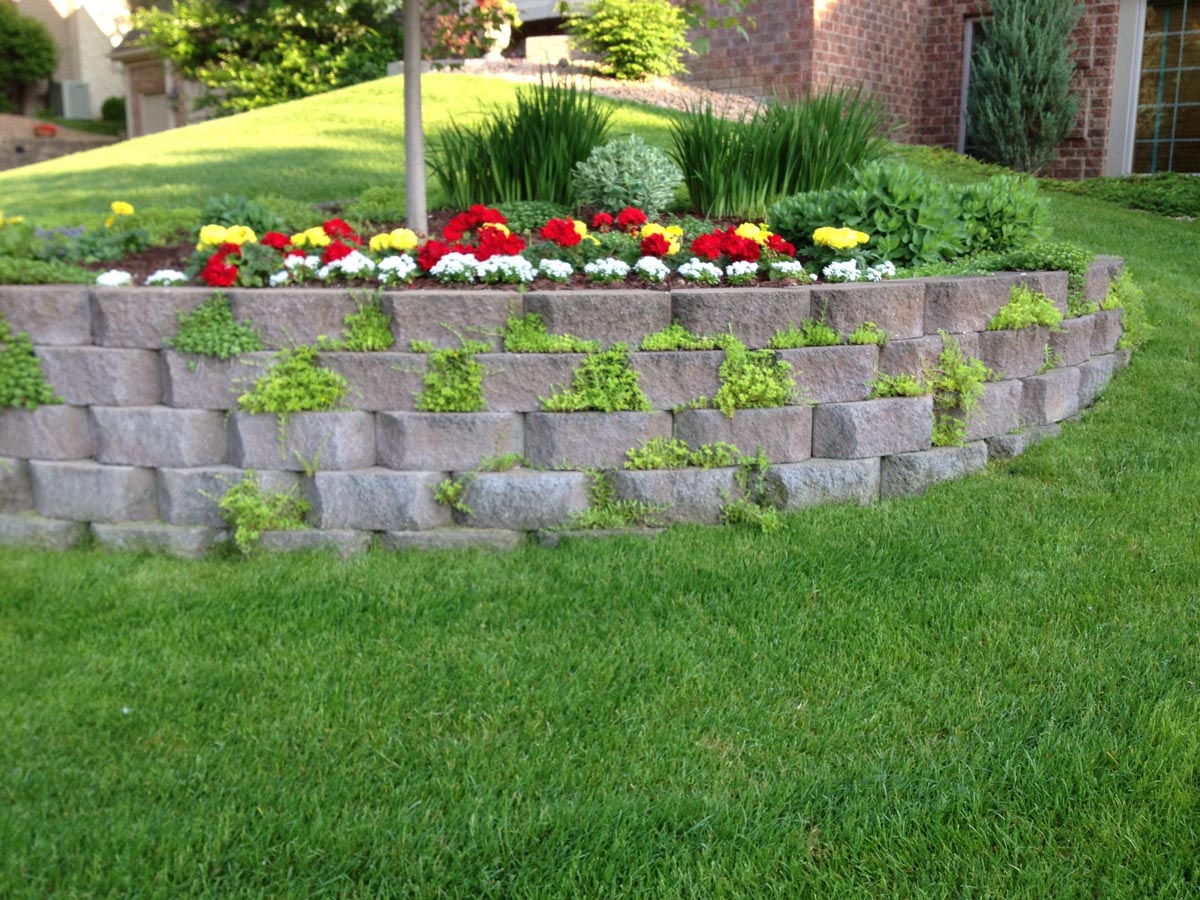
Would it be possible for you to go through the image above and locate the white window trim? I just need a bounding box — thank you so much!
[1107,0,1148,175]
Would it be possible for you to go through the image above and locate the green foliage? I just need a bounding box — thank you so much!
[565,0,692,81]
[688,441,742,469]
[869,373,928,399]
[713,339,797,418]
[0,3,57,111]
[346,186,406,225]
[639,323,728,352]
[166,292,263,360]
[431,76,613,209]
[624,437,692,470]
[316,292,394,352]
[988,284,1065,331]
[100,96,126,124]
[671,88,887,219]
[216,472,309,555]
[1037,344,1065,375]
[0,313,59,409]
[1103,269,1151,350]
[541,344,650,412]
[0,257,93,285]
[1043,171,1200,219]
[493,201,573,235]
[62,220,150,265]
[847,321,889,347]
[979,240,1093,311]
[200,194,285,234]
[503,313,599,353]
[767,319,840,349]
[415,339,491,413]
[721,449,781,533]
[573,134,684,218]
[569,469,667,529]
[957,175,1049,253]
[434,477,473,517]
[237,345,348,414]
[966,0,1082,174]
[929,331,991,447]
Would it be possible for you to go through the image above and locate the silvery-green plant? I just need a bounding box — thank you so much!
[573,134,683,218]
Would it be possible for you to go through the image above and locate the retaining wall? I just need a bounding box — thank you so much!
[0,257,1129,556]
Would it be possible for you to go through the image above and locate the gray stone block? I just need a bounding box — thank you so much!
[525,411,671,469]
[763,458,880,509]
[877,335,944,378]
[1049,314,1096,367]
[810,281,926,341]
[524,290,671,349]
[378,528,525,552]
[0,513,88,550]
[319,352,425,412]
[92,407,226,468]
[673,406,812,463]
[776,344,878,403]
[1090,308,1123,355]
[608,467,738,524]
[384,290,514,350]
[377,412,523,471]
[963,379,1024,441]
[812,396,932,459]
[259,529,372,558]
[1114,348,1132,370]
[630,350,723,409]
[0,406,94,460]
[460,469,589,530]
[922,274,1020,333]
[481,352,587,413]
[534,527,663,548]
[1078,354,1118,409]
[0,286,92,345]
[1015,270,1070,316]
[228,411,375,471]
[161,350,272,409]
[880,442,989,499]
[91,522,227,559]
[1020,367,1082,425]
[92,287,213,348]
[672,287,811,348]
[977,326,1052,379]
[0,457,32,511]
[1086,255,1124,303]
[31,460,157,522]
[35,346,162,407]
[305,469,449,530]
[156,466,300,527]
[986,423,1062,459]
[228,289,360,349]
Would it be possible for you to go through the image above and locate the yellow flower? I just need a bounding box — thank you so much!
[639,222,683,255]
[224,225,257,246]
[196,223,229,250]
[813,226,870,251]
[479,222,511,238]
[293,226,331,248]
[110,201,135,216]
[388,228,418,251]
[369,233,392,253]
[0,212,25,226]
[571,219,589,239]
[735,222,773,246]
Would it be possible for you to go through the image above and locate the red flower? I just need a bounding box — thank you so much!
[260,231,291,252]
[200,253,238,287]
[474,226,526,260]
[539,218,582,248]
[444,205,507,242]
[766,234,796,257]
[590,212,614,231]
[322,218,357,240]
[639,232,671,258]
[690,232,722,261]
[322,240,355,265]
[616,207,647,233]
[720,231,761,264]
[417,239,453,272]
[212,241,241,261]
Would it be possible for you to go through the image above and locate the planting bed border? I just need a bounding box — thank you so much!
[0,257,1129,556]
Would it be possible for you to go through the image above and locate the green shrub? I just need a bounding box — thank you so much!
[494,201,572,235]
[565,0,692,81]
[0,3,56,113]
[988,285,1064,331]
[237,346,348,414]
[868,373,928,399]
[977,240,1093,313]
[639,323,728,352]
[1103,269,1152,349]
[847,321,889,347]
[316,292,394,352]
[958,175,1049,253]
[504,313,599,353]
[0,257,93,285]
[1042,171,1200,219]
[100,95,126,123]
[712,339,797,417]
[0,312,59,409]
[541,344,650,412]
[929,331,991,447]
[768,319,840,349]
[166,292,263,360]
[625,436,693,470]
[200,194,285,234]
[415,340,491,413]
[347,187,406,224]
[217,472,309,555]
[573,134,683,217]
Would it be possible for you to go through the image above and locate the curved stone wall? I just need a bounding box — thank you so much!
[0,257,1129,556]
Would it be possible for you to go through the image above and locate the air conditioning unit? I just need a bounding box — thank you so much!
[49,81,93,120]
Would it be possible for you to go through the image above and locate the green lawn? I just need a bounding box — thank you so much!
[2,81,1200,897]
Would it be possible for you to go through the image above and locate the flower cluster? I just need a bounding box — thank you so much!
[813,226,870,251]
[690,224,796,266]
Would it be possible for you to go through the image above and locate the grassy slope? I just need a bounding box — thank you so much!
[2,89,1200,897]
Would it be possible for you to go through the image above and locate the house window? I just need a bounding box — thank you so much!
[958,18,987,156]
[1133,0,1200,172]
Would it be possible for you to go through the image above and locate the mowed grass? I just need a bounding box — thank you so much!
[2,87,1200,896]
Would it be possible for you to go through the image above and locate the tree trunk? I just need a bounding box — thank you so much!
[403,1,428,235]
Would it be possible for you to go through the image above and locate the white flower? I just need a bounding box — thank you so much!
[725,260,759,285]
[268,270,291,287]
[633,256,671,283]
[866,261,896,282]
[538,258,574,282]
[96,269,133,287]
[145,268,188,286]
[583,257,630,283]
[476,254,536,284]
[284,253,322,270]
[822,259,862,283]
[319,250,376,281]
[676,257,722,285]
[377,253,418,285]
[430,251,479,284]
[768,260,811,282]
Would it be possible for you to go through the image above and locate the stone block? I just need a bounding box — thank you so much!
[776,344,878,403]
[318,352,425,412]
[378,528,525,552]
[459,469,589,531]
[880,443,989,499]
[629,350,723,410]
[161,350,272,410]
[0,406,94,460]
[92,287,213,348]
[35,347,162,407]
[1078,354,1118,409]
[977,326,1052,379]
[481,353,588,412]
[92,407,226,468]
[672,287,811,348]
[763,457,880,509]
[810,281,926,340]
[91,522,227,559]
[673,406,812,463]
[608,467,738,524]
[0,457,32,511]
[1114,348,1132,370]
[259,529,372,558]
[227,289,359,349]
[525,411,671,469]
[1020,367,1082,425]
[523,290,670,349]
[963,380,1024,441]
[534,527,663,548]
[384,290,514,350]
[986,423,1062,460]
[228,411,375,471]
[305,469,449,530]
[0,513,88,550]
[812,396,932,459]
[1049,314,1096,367]
[1086,255,1124,303]
[377,412,523,471]
[1090,308,1123,355]
[30,460,157,522]
[922,273,1020,334]
[877,335,943,378]
[156,466,300,527]
[1016,270,1070,316]
[0,286,92,345]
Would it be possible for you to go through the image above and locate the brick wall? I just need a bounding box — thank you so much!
[682,0,813,100]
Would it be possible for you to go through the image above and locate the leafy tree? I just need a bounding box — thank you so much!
[966,0,1083,175]
[0,3,58,114]
[565,0,693,81]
